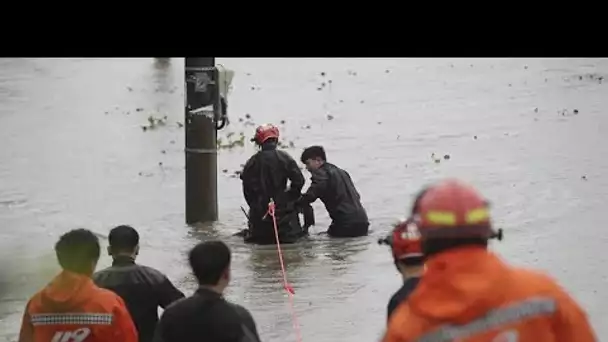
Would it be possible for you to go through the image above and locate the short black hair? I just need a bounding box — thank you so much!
[108,225,140,253]
[300,145,326,164]
[55,229,100,275]
[188,240,231,285]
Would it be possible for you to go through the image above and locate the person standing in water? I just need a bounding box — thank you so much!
[298,145,369,237]
[240,123,309,244]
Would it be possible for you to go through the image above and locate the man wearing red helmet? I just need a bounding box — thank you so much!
[239,124,307,244]
[379,218,425,322]
[383,179,597,342]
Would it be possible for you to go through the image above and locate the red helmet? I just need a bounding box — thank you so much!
[252,124,279,145]
[413,179,502,240]
[389,219,423,260]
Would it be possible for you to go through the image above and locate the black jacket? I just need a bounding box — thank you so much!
[387,276,421,322]
[240,141,305,215]
[152,287,261,342]
[92,256,185,342]
[300,162,369,228]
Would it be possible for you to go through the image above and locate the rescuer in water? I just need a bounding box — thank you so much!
[382,179,597,342]
[378,216,425,322]
[298,145,369,237]
[239,124,313,244]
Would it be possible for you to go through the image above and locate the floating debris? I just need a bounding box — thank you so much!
[238,117,244,122]
[360,100,365,104]
[508,84,512,87]
[320,72,326,77]
[170,140,176,144]
[326,114,334,120]
[127,87,133,92]
[161,150,166,154]
[385,69,390,73]
[136,108,144,112]
[443,154,450,160]
[377,121,382,125]
[524,65,528,69]
[582,175,587,181]
[328,80,333,84]
[222,169,228,173]
[473,135,477,140]
[280,120,286,124]
[176,122,184,128]
[317,87,322,91]
[304,125,311,129]
[534,108,538,113]
[245,113,251,119]
[573,109,579,114]
[158,162,163,166]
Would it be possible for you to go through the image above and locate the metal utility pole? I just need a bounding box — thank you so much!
[184,58,220,224]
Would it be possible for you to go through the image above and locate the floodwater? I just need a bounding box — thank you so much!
[1,58,607,341]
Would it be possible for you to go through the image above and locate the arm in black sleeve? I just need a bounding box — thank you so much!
[231,304,261,342]
[284,155,305,195]
[300,168,329,204]
[157,276,185,309]
[240,156,260,208]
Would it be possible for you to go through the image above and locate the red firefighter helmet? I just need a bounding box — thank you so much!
[252,124,280,145]
[389,219,423,261]
[413,179,502,240]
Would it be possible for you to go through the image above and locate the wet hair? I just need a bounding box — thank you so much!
[55,229,100,275]
[108,225,139,254]
[300,145,326,164]
[188,240,231,286]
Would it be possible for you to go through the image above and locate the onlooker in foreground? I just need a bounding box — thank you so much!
[382,179,597,342]
[19,228,138,342]
[93,225,184,342]
[153,240,261,342]
[298,145,369,237]
[378,218,425,322]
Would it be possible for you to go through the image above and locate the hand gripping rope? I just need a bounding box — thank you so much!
[267,198,303,342]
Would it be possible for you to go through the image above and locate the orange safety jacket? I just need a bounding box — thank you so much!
[19,270,138,342]
[382,246,597,342]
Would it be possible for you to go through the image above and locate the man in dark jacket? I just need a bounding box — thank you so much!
[93,225,185,342]
[298,145,369,237]
[152,240,261,342]
[240,124,310,244]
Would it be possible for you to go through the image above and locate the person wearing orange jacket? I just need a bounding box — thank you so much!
[378,217,425,322]
[382,179,597,342]
[19,228,138,342]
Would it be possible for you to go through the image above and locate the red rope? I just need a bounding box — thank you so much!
[268,199,303,342]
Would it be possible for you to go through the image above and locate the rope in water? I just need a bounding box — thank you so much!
[267,199,303,342]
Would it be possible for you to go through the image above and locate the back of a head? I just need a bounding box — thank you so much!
[300,145,326,164]
[413,179,495,257]
[108,225,139,254]
[188,240,231,286]
[55,228,101,275]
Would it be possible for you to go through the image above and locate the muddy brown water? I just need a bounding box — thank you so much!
[1,58,607,341]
